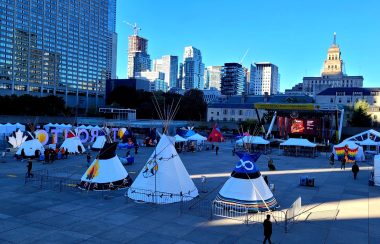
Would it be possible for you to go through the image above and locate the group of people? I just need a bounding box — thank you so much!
[43,147,69,164]
[329,153,360,180]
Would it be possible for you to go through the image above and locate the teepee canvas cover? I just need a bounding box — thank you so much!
[79,142,132,190]
[16,139,45,157]
[208,125,225,142]
[128,134,198,203]
[216,152,278,212]
[60,137,85,154]
[91,135,106,151]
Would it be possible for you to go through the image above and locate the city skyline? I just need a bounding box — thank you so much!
[116,0,379,91]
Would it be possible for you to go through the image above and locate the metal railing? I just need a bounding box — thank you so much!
[212,200,249,224]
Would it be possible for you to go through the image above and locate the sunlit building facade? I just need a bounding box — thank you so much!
[0,0,117,110]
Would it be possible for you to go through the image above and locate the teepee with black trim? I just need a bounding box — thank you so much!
[216,152,278,212]
[79,142,133,191]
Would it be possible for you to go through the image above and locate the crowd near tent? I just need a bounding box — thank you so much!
[333,140,364,162]
[374,155,380,186]
[128,134,198,203]
[60,137,85,154]
[208,125,225,142]
[280,138,317,157]
[177,127,196,138]
[216,152,278,212]
[16,139,45,158]
[91,135,106,151]
[79,142,133,190]
[0,123,25,135]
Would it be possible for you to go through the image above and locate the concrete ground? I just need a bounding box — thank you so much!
[0,142,379,243]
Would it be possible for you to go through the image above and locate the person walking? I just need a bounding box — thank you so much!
[329,153,335,167]
[352,162,359,180]
[263,214,272,244]
[26,160,33,178]
[64,149,69,159]
[134,143,139,155]
[215,145,219,155]
[340,158,346,170]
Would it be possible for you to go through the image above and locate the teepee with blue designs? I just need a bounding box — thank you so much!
[216,152,278,212]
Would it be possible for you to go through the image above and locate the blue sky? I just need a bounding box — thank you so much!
[116,0,379,91]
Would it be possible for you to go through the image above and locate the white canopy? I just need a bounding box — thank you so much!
[44,123,72,131]
[236,136,270,146]
[333,140,364,161]
[357,138,379,146]
[0,123,24,134]
[280,138,316,147]
[334,140,359,149]
[187,133,207,142]
[345,129,380,142]
[174,134,188,142]
[374,155,380,186]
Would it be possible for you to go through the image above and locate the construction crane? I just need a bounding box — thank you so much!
[123,21,141,36]
[239,48,250,64]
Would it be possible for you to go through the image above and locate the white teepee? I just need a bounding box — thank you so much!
[128,134,198,203]
[79,142,132,191]
[91,135,106,151]
[60,137,85,154]
[16,139,45,157]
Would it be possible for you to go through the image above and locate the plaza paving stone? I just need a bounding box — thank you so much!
[0,141,379,243]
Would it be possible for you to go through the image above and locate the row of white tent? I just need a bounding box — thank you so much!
[44,123,103,131]
[0,123,25,134]
[173,133,207,143]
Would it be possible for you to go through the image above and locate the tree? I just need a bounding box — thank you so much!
[350,100,372,127]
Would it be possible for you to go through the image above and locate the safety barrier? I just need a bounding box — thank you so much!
[285,196,302,232]
[212,200,249,224]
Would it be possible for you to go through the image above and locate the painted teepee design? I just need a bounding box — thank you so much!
[79,142,133,190]
[128,134,198,203]
[216,152,278,212]
[60,131,85,154]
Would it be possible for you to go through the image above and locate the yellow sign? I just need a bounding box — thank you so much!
[254,103,315,110]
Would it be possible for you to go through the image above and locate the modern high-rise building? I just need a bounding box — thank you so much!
[0,0,117,110]
[178,63,184,89]
[135,71,168,92]
[221,63,245,96]
[204,66,222,91]
[251,62,280,95]
[127,33,151,78]
[302,33,363,97]
[153,55,178,88]
[183,46,204,90]
[248,64,257,94]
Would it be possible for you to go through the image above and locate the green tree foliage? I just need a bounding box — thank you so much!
[0,95,69,116]
[350,99,372,127]
[238,119,259,133]
[106,87,207,121]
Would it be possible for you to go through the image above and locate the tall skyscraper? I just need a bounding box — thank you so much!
[127,30,151,78]
[0,0,117,110]
[183,46,204,90]
[178,63,184,89]
[221,63,245,96]
[204,66,222,91]
[302,33,363,97]
[251,62,280,95]
[106,0,117,80]
[153,55,178,88]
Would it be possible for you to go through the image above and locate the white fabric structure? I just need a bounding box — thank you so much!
[345,129,380,142]
[357,138,379,146]
[60,137,85,154]
[280,138,316,147]
[44,123,72,131]
[187,133,207,142]
[16,139,45,157]
[81,157,128,184]
[128,134,198,203]
[332,140,365,161]
[91,135,106,150]
[374,155,380,186]
[174,134,188,142]
[236,136,270,146]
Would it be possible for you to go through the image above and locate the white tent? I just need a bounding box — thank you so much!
[374,155,380,186]
[357,138,379,146]
[280,138,316,147]
[128,134,198,203]
[14,123,25,131]
[16,139,45,157]
[216,153,278,212]
[187,133,207,142]
[174,134,188,142]
[236,136,270,146]
[60,137,85,154]
[79,142,132,191]
[333,140,365,161]
[91,135,106,151]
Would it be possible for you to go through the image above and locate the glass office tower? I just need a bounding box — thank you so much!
[0,0,117,111]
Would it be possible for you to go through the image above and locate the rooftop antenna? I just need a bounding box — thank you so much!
[333,32,337,46]
[124,21,141,36]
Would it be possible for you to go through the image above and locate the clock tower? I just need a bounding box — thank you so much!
[322,32,343,76]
